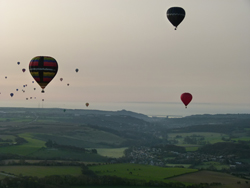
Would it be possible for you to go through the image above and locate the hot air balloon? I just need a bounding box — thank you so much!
[5,76,7,79]
[10,93,14,97]
[75,68,79,73]
[42,99,44,101]
[86,103,89,107]
[166,7,185,30]
[180,92,192,108]
[34,88,36,90]
[16,89,18,91]
[32,81,34,83]
[29,56,58,93]
[26,98,28,100]
[22,68,26,72]
[60,78,63,81]
[67,83,69,86]
[17,62,20,65]
[30,97,32,99]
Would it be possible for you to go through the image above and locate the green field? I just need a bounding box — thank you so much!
[89,163,197,183]
[232,137,250,142]
[185,146,199,151]
[0,135,16,141]
[0,166,82,177]
[0,133,45,156]
[194,162,230,170]
[168,132,227,145]
[96,147,127,158]
[28,147,108,162]
[33,129,126,148]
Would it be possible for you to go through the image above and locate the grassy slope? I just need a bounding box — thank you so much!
[89,163,197,183]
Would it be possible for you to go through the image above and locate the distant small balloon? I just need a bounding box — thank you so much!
[60,78,63,81]
[5,76,7,79]
[17,62,20,65]
[22,68,26,72]
[34,88,36,90]
[75,68,79,73]
[86,103,89,107]
[10,93,14,97]
[67,83,69,86]
[16,89,18,91]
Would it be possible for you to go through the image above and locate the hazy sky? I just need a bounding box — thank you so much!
[0,0,250,110]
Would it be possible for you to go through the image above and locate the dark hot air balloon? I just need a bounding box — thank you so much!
[180,92,192,108]
[86,103,89,107]
[22,68,26,72]
[75,68,79,73]
[60,78,63,81]
[29,56,58,93]
[17,62,20,65]
[167,7,185,30]
[67,83,69,86]
[10,93,14,97]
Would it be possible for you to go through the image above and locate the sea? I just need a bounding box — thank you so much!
[2,101,250,117]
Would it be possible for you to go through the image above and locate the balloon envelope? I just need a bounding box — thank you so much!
[86,103,89,107]
[75,68,79,72]
[167,7,185,30]
[22,68,26,72]
[180,93,192,108]
[10,93,14,97]
[29,56,58,93]
[17,62,20,65]
[60,78,63,81]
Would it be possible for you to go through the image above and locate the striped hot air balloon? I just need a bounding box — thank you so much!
[29,56,58,93]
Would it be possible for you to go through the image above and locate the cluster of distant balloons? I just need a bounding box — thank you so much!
[9,6,192,109]
[13,56,89,109]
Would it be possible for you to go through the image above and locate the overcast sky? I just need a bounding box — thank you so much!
[0,0,249,109]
